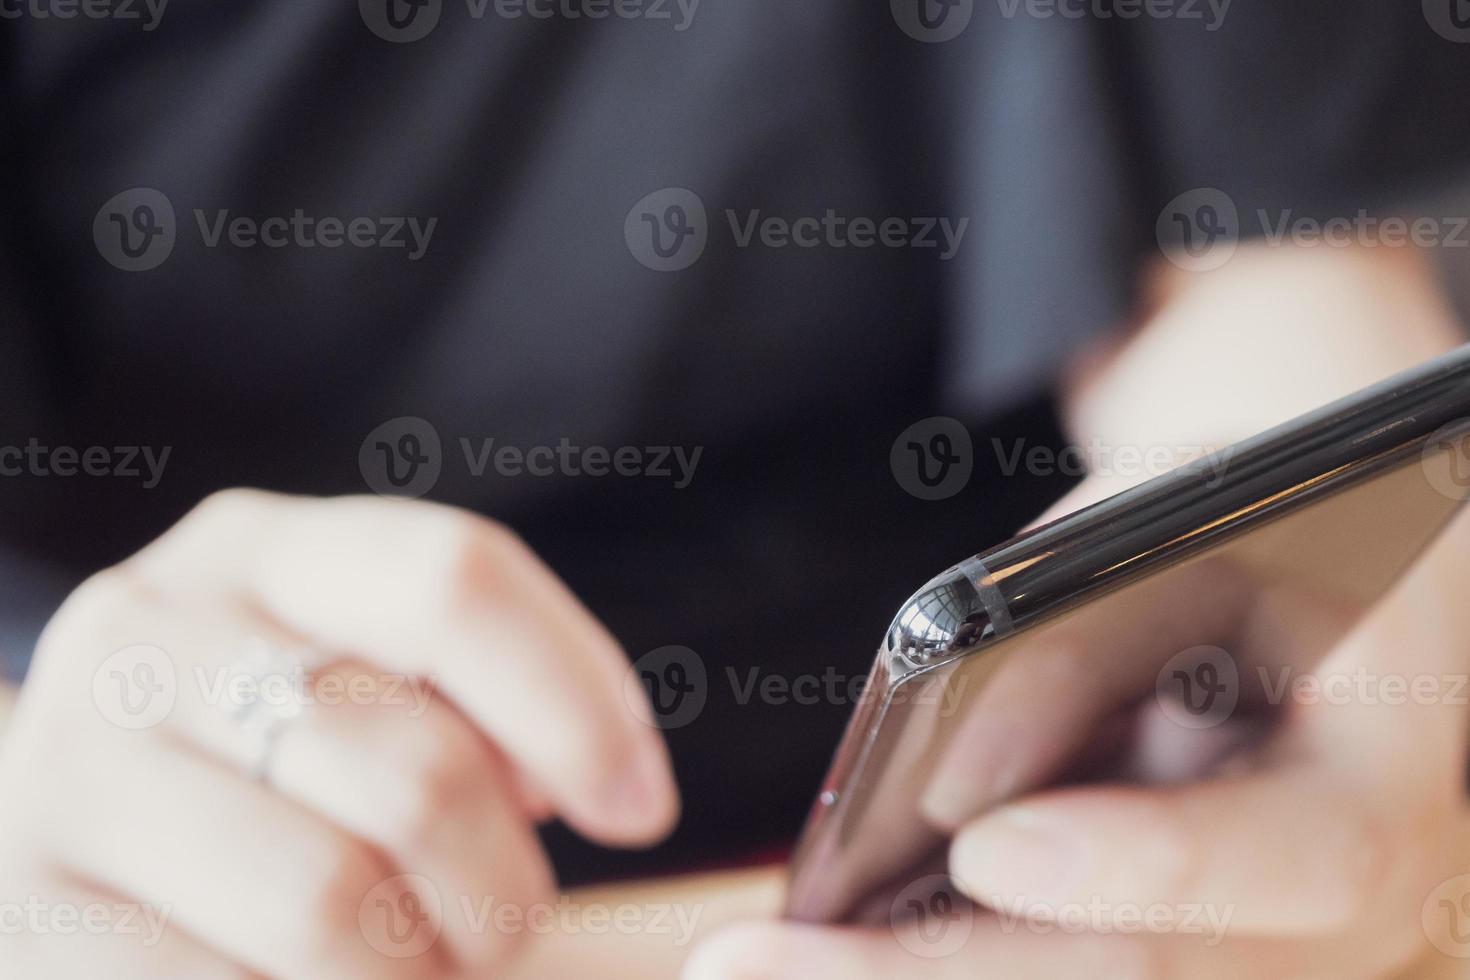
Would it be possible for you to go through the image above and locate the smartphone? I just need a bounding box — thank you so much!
[785,344,1470,925]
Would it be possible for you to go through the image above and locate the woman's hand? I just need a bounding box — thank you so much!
[684,241,1470,979]
[0,490,678,979]
[683,506,1470,979]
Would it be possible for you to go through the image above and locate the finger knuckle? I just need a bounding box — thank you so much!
[1092,933,1162,980]
[340,498,530,619]
[452,511,522,568]
[1320,806,1391,926]
[370,507,470,600]
[195,486,273,520]
[457,883,551,969]
[39,568,151,653]
[293,839,393,962]
[389,736,478,849]
[422,514,523,615]
[483,899,543,966]
[177,488,273,539]
[136,488,275,580]
[1146,798,1202,902]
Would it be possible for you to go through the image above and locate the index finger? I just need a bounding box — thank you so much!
[128,489,678,847]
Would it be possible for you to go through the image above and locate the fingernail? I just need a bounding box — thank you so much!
[950,806,1087,901]
[920,777,975,829]
[921,753,1023,829]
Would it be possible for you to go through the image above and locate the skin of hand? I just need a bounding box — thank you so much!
[0,491,679,979]
[500,866,785,980]
[683,242,1470,979]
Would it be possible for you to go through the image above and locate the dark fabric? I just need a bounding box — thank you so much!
[2,1,1469,880]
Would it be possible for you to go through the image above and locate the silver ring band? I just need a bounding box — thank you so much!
[223,638,310,784]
